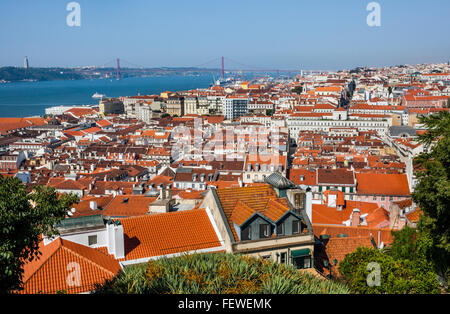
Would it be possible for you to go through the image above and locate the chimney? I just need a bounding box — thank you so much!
[305,189,312,224]
[107,221,125,259]
[389,203,400,229]
[351,209,361,227]
[166,188,172,200]
[327,193,337,208]
[90,201,98,210]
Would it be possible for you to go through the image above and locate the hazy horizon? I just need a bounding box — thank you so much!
[1,0,449,70]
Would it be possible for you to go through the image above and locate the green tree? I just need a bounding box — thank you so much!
[412,111,450,284]
[388,226,432,261]
[291,85,303,94]
[338,247,440,294]
[0,176,78,294]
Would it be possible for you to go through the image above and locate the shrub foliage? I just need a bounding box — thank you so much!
[338,247,440,294]
[94,253,350,294]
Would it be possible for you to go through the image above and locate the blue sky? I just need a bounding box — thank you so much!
[0,0,449,70]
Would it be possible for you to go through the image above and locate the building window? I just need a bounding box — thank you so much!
[277,223,284,236]
[259,224,271,238]
[242,226,251,241]
[291,249,312,269]
[292,220,300,234]
[303,257,311,269]
[280,252,287,264]
[88,235,97,246]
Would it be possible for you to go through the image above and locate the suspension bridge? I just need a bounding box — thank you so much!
[94,57,332,80]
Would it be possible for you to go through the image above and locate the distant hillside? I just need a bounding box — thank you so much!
[0,67,84,82]
[0,66,221,83]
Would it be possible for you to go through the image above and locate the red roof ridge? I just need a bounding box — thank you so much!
[59,239,118,276]
[22,238,63,287]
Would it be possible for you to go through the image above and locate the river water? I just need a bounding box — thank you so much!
[0,75,217,117]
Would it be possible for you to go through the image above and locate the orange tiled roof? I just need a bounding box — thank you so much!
[118,209,222,261]
[289,168,316,186]
[406,208,422,223]
[231,201,256,226]
[313,224,393,247]
[356,173,410,196]
[72,195,113,217]
[102,195,157,217]
[96,119,113,128]
[316,236,375,276]
[215,185,287,241]
[20,238,120,294]
[262,198,290,222]
[312,200,380,225]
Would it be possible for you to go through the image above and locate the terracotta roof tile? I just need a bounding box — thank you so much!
[20,238,120,294]
[231,201,256,226]
[118,209,222,261]
[102,195,157,217]
[356,173,410,196]
[215,185,287,241]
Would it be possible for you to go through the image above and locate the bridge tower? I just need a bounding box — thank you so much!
[221,56,224,80]
[116,58,120,80]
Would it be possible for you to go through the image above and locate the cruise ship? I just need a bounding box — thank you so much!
[92,92,105,99]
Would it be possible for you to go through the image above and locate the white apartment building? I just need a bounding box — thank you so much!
[223,95,249,120]
[286,112,391,142]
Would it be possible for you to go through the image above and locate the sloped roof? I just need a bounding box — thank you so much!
[317,169,355,185]
[231,201,256,226]
[20,238,120,294]
[312,200,380,225]
[314,236,374,277]
[215,185,290,241]
[289,168,316,186]
[118,209,222,261]
[102,195,157,217]
[356,173,410,196]
[312,224,393,247]
[406,208,422,223]
[262,198,290,222]
[265,172,296,189]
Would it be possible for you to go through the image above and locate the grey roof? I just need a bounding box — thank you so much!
[389,126,417,137]
[264,172,296,189]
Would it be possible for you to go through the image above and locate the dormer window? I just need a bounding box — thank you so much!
[292,220,300,234]
[242,226,251,241]
[259,224,271,238]
[276,223,284,236]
